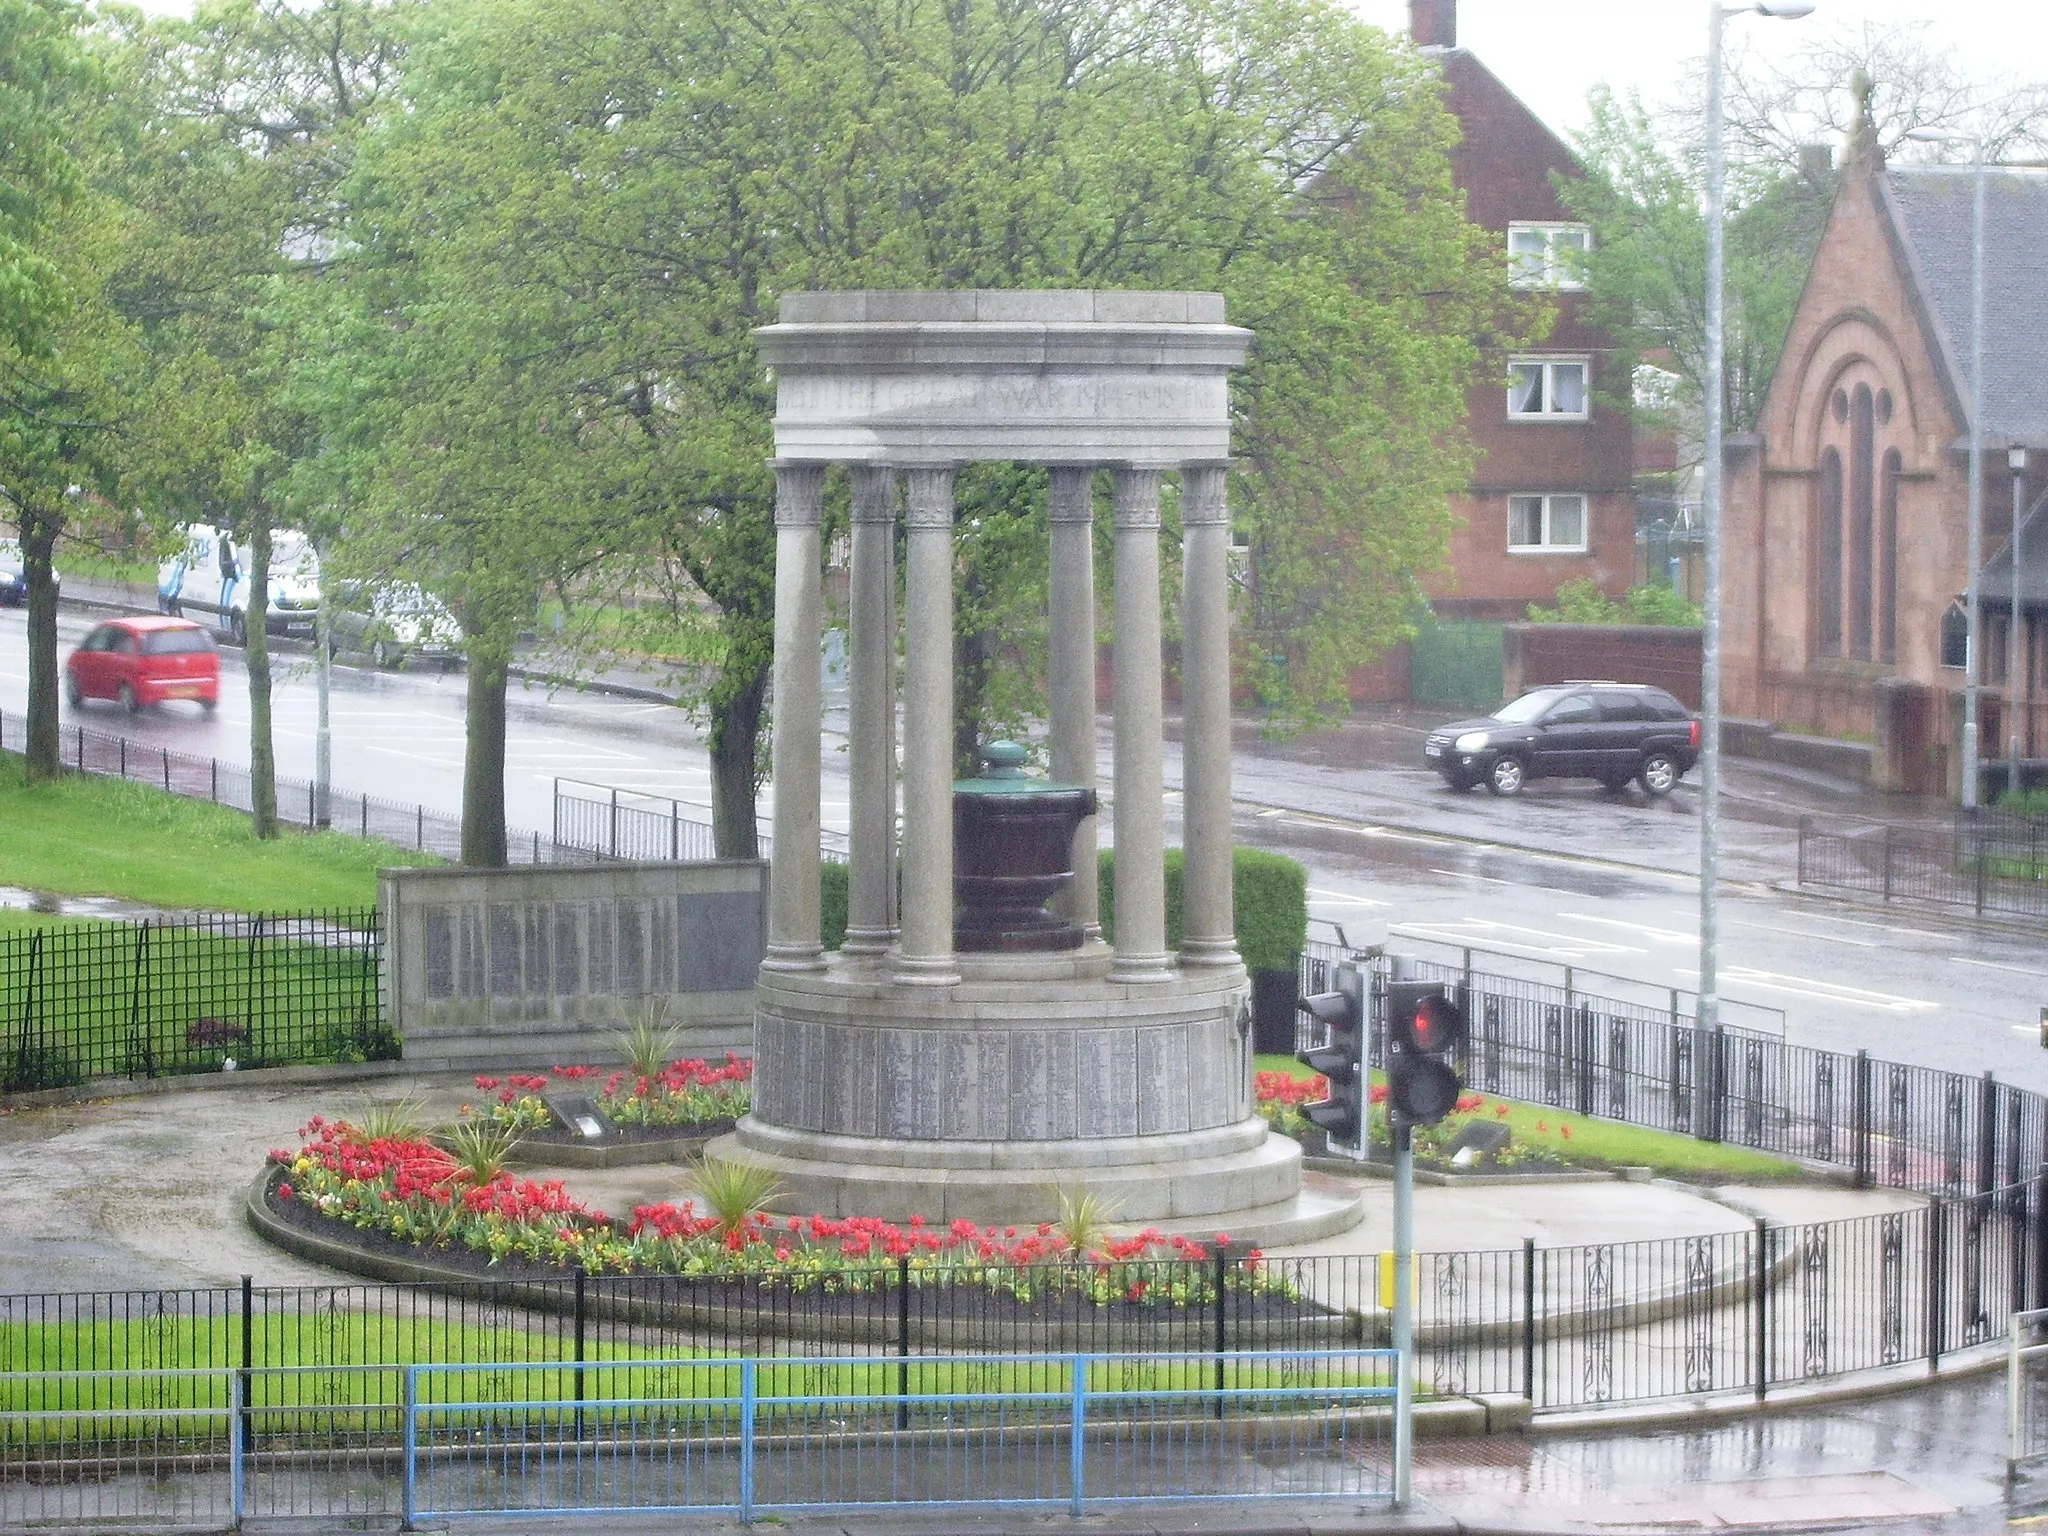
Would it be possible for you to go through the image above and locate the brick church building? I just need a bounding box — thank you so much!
[1720,110,2048,797]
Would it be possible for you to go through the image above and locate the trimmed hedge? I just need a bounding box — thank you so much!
[818,848,1307,970]
[1098,846,1307,973]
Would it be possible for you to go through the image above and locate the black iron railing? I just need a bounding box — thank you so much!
[0,910,386,1088]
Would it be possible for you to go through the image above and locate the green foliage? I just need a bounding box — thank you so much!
[0,752,431,911]
[1,1041,82,1094]
[442,1119,520,1186]
[1525,577,1702,627]
[820,860,849,953]
[689,1158,785,1239]
[1049,1184,1122,1260]
[1560,87,1831,437]
[1098,846,1308,974]
[345,1094,428,1146]
[614,1002,682,1081]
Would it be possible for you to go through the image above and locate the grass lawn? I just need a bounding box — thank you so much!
[1255,1054,1806,1183]
[0,1312,1387,1438]
[0,753,433,913]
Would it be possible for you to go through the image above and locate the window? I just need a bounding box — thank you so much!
[1594,688,1651,722]
[1508,358,1589,419]
[1941,601,1969,670]
[1507,494,1588,553]
[1508,223,1591,290]
[1543,694,1596,725]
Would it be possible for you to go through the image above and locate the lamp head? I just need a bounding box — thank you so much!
[2012,445,2029,473]
[1753,1,1815,15]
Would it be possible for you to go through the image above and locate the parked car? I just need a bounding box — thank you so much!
[65,616,220,713]
[156,524,321,644]
[1423,682,1700,797]
[0,538,57,604]
[326,581,463,668]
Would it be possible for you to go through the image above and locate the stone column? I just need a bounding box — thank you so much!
[1110,466,1171,982]
[894,466,960,985]
[1046,466,1100,935]
[1178,464,1237,966]
[843,466,899,956]
[764,462,826,971]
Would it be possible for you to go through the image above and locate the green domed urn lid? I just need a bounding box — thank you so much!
[953,740,1085,795]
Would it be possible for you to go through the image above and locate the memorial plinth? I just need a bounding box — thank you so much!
[719,291,1362,1245]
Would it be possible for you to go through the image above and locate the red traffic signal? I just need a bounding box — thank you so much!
[1384,979,1467,1126]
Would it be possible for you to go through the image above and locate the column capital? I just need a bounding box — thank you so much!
[772,463,826,529]
[850,465,898,525]
[1111,466,1164,531]
[904,466,958,530]
[1047,465,1095,525]
[1181,464,1230,527]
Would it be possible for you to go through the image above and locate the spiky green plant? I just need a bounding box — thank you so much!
[614,1000,682,1080]
[342,1093,428,1146]
[444,1119,521,1185]
[690,1156,784,1239]
[1050,1184,1123,1259]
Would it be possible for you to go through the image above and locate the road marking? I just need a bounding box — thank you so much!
[1307,886,1392,909]
[1722,916,1878,949]
[1669,966,1936,1012]
[1773,909,1952,942]
[1391,919,1636,960]
[1557,912,1694,944]
[1956,956,2048,979]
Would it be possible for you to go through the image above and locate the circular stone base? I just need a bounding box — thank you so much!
[717,1115,1301,1228]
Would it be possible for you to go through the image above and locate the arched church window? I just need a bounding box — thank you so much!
[1941,600,1969,670]
[1818,448,1843,653]
[1849,385,1875,658]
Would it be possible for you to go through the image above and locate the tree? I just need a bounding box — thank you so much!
[334,0,1515,859]
[1563,24,2048,449]
[113,0,413,835]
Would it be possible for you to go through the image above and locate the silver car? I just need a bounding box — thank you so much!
[327,581,463,668]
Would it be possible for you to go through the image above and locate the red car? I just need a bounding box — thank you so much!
[65,616,221,713]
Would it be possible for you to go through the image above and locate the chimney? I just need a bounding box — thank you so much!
[1410,0,1456,48]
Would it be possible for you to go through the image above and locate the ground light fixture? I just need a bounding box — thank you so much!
[1700,0,1814,1041]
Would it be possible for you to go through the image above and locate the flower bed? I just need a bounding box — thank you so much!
[465,1055,753,1142]
[266,1114,1299,1311]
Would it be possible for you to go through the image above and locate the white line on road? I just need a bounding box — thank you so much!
[1956,956,2048,979]
[1722,916,1879,949]
[1669,966,1936,1012]
[1391,919,1637,960]
[1557,912,1694,944]
[1307,886,1392,909]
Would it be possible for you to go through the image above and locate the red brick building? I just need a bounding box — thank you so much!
[1410,0,1637,623]
[1720,118,2048,796]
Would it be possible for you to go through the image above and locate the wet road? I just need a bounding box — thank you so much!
[5,600,2046,1092]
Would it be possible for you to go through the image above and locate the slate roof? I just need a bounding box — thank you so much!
[1883,165,2048,444]
[1978,489,2048,606]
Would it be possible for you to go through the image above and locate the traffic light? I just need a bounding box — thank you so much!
[1296,964,1366,1153]
[1384,979,1467,1126]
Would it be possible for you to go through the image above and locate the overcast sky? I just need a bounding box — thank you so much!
[1345,0,2048,146]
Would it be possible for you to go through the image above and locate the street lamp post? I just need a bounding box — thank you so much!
[1907,127,1988,809]
[2012,444,2029,793]
[1701,0,1813,1042]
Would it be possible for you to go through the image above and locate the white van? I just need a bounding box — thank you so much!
[156,524,321,644]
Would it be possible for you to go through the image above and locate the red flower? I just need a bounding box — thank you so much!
[277,1183,293,1201]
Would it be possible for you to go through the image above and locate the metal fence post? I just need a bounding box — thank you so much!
[1978,828,1991,914]
[162,747,170,792]
[1929,1199,1949,1373]
[897,1255,911,1432]
[1522,1236,1537,1402]
[1882,823,1895,901]
[1069,1356,1088,1517]
[416,805,424,850]
[238,1274,254,1490]
[1213,1245,1229,1420]
[210,757,217,802]
[1853,1050,1873,1188]
[1754,1218,1769,1402]
[1798,815,1809,886]
[1981,1073,2000,1197]
[126,923,150,1078]
[609,788,620,859]
[401,1366,418,1530]
[573,1271,587,1441]
[739,1359,757,1525]
[2036,1167,2048,1313]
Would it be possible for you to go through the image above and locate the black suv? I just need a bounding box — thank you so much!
[1423,683,1700,797]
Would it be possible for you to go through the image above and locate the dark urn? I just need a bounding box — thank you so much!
[953,742,1098,953]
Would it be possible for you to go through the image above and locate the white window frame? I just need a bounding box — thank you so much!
[1507,222,1591,291]
[1507,356,1591,421]
[1507,493,1589,554]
